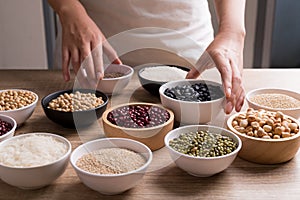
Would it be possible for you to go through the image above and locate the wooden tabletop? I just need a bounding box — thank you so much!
[0,68,300,200]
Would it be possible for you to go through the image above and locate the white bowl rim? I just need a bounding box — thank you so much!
[0,114,17,139]
[227,112,300,142]
[102,102,174,131]
[0,89,38,113]
[159,79,225,104]
[0,132,72,169]
[138,65,189,84]
[70,137,153,177]
[164,124,242,160]
[246,87,300,111]
[102,64,134,80]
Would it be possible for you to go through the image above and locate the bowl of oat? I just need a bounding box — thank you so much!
[97,64,134,95]
[246,88,300,119]
[70,138,152,195]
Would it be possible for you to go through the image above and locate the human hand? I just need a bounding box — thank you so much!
[186,32,245,114]
[58,6,122,89]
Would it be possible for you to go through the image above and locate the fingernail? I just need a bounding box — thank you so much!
[226,88,231,98]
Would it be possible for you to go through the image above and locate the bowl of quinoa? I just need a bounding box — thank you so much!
[246,88,300,119]
[70,138,152,195]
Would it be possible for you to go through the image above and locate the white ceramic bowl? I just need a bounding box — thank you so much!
[246,88,300,119]
[70,138,152,195]
[159,79,225,124]
[0,114,17,142]
[97,64,134,95]
[164,125,241,177]
[0,132,71,189]
[0,89,38,126]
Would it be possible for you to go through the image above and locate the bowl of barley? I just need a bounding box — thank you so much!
[246,88,300,119]
[227,108,300,164]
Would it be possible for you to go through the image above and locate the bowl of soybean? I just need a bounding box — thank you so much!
[164,125,241,177]
[159,79,225,124]
[41,89,108,128]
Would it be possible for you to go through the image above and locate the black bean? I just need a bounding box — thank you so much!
[0,119,13,136]
[164,82,224,102]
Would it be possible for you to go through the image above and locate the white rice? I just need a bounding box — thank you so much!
[140,66,188,82]
[0,135,67,167]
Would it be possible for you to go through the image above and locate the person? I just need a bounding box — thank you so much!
[48,0,246,114]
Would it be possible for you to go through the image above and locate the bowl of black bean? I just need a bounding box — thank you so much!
[102,102,174,151]
[0,114,16,142]
[159,79,225,124]
[164,125,242,177]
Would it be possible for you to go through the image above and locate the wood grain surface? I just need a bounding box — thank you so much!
[0,69,300,200]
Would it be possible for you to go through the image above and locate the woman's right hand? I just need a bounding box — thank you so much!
[54,1,122,88]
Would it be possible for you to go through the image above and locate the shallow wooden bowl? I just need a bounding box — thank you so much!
[102,102,174,151]
[227,112,300,164]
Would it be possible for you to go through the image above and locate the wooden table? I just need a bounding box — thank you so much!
[0,69,300,200]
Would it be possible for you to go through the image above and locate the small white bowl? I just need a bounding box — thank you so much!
[164,125,241,177]
[159,79,225,124]
[0,132,71,189]
[97,64,134,95]
[0,114,17,142]
[0,89,38,126]
[70,138,152,195]
[246,88,300,119]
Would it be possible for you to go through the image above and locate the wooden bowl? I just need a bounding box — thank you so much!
[227,112,300,164]
[102,103,174,151]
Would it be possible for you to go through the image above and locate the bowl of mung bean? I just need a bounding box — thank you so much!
[246,88,300,119]
[227,108,300,164]
[159,79,225,124]
[97,64,134,95]
[70,137,152,195]
[41,89,108,128]
[102,102,174,151]
[164,125,241,177]
[0,89,38,126]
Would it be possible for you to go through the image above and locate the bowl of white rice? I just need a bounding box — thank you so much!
[138,65,189,96]
[0,132,71,189]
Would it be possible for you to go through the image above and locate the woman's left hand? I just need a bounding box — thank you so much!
[186,31,245,114]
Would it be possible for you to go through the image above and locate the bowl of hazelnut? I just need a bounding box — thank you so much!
[227,108,300,164]
[42,89,108,128]
[0,89,38,126]
[102,102,174,151]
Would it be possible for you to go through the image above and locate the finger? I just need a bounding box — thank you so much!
[62,47,71,82]
[230,60,244,112]
[91,44,104,80]
[102,40,121,64]
[235,86,245,112]
[71,48,81,75]
[213,53,232,98]
[186,67,200,79]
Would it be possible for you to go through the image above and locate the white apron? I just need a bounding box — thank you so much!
[54,0,214,68]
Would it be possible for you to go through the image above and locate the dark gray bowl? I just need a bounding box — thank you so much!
[41,89,108,128]
[138,65,189,96]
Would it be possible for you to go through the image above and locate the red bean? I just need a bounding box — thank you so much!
[107,105,170,128]
[0,119,13,136]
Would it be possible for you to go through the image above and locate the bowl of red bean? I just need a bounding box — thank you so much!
[0,114,17,142]
[96,64,134,95]
[227,108,300,164]
[246,88,300,119]
[102,102,174,151]
[159,79,225,125]
[41,89,108,128]
[0,89,38,126]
